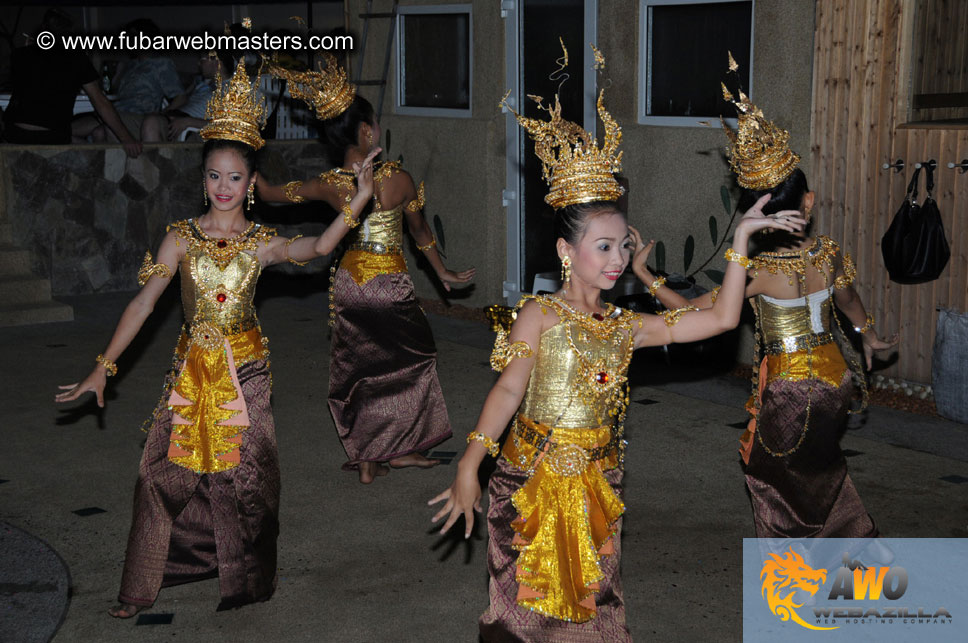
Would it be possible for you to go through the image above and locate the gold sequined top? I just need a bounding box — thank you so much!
[348,204,405,250]
[169,219,277,333]
[755,289,833,345]
[516,296,636,428]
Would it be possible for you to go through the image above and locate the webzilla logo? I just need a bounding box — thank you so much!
[759,547,953,631]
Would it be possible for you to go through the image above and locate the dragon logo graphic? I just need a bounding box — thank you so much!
[760,547,838,631]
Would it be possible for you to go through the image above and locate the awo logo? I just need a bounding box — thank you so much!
[758,546,954,632]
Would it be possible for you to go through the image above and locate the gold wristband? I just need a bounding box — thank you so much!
[467,431,500,458]
[724,248,751,269]
[342,204,360,229]
[283,180,305,203]
[96,354,118,376]
[854,313,875,334]
[285,235,309,266]
[648,276,666,296]
[417,238,436,252]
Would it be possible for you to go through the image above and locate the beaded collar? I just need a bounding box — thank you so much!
[168,219,275,270]
[751,235,838,282]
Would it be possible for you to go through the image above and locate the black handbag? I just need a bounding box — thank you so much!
[881,164,951,284]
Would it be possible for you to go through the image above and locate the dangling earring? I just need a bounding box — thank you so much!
[246,184,255,211]
[560,255,572,285]
[366,129,373,149]
[804,205,813,222]
[203,180,208,206]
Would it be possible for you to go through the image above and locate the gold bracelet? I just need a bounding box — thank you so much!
[467,431,500,457]
[724,248,751,269]
[283,180,305,203]
[95,354,118,376]
[417,238,436,252]
[342,204,360,229]
[854,313,875,334]
[647,276,666,296]
[285,235,309,266]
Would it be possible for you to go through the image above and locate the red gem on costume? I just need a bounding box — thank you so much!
[592,313,604,321]
[595,372,609,384]
[216,240,227,248]
[203,334,209,340]
[216,293,227,303]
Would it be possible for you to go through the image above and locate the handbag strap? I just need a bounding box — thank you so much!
[905,166,922,204]
[924,163,935,199]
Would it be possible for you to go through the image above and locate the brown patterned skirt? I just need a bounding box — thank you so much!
[479,458,631,642]
[744,371,877,538]
[328,267,452,469]
[118,359,279,608]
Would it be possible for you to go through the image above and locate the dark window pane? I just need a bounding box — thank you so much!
[648,1,752,118]
[401,13,470,109]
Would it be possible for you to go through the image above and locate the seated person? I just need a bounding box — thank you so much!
[142,50,233,141]
[3,9,140,157]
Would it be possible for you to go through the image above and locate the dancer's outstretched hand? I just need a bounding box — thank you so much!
[429,468,482,539]
[628,226,655,277]
[352,147,383,200]
[862,332,900,370]
[437,267,476,291]
[736,193,807,236]
[55,369,107,407]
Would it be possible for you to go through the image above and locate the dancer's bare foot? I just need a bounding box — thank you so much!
[108,603,143,618]
[388,453,439,469]
[358,461,390,484]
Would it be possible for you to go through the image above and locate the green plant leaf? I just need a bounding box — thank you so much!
[433,214,447,257]
[703,269,725,285]
[708,215,718,244]
[655,241,666,274]
[683,235,695,272]
[720,185,731,215]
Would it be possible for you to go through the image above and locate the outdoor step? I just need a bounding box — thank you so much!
[0,274,52,305]
[0,300,74,327]
[0,244,33,274]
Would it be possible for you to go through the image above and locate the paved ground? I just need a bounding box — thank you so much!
[2,273,966,642]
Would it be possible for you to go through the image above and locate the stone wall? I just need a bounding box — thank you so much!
[0,140,335,296]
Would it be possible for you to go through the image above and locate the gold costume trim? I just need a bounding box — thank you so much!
[763,331,834,356]
[763,341,847,389]
[503,416,624,623]
[750,235,839,286]
[168,219,276,270]
[339,249,407,284]
[406,180,425,213]
[283,180,305,203]
[490,339,533,372]
[137,251,172,286]
[835,251,856,289]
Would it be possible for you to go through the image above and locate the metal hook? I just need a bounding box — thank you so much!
[914,159,937,170]
[947,159,968,174]
[881,159,904,173]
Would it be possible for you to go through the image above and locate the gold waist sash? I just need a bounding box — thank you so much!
[502,416,625,623]
[167,325,268,474]
[340,249,408,284]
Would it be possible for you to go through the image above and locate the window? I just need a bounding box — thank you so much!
[395,4,472,117]
[908,0,968,124]
[638,0,754,127]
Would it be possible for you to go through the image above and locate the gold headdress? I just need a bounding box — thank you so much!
[200,58,267,150]
[720,52,799,190]
[500,40,623,210]
[267,53,356,121]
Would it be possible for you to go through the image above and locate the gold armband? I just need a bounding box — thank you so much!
[95,354,118,376]
[710,286,721,304]
[854,313,875,334]
[490,338,533,372]
[662,305,700,327]
[417,238,436,252]
[284,180,306,203]
[724,248,751,269]
[285,235,309,266]
[835,251,856,289]
[648,276,666,296]
[467,431,500,457]
[406,181,426,213]
[137,251,172,286]
[342,204,360,229]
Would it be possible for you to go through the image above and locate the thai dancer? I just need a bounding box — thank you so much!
[429,44,803,640]
[55,59,379,616]
[634,56,898,538]
[257,56,474,483]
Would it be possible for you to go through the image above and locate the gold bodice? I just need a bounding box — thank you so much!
[517,296,635,428]
[169,219,276,333]
[755,289,833,345]
[348,204,404,248]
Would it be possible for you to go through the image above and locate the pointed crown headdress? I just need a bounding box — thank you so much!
[500,40,623,210]
[200,57,267,150]
[268,53,356,121]
[720,52,799,190]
